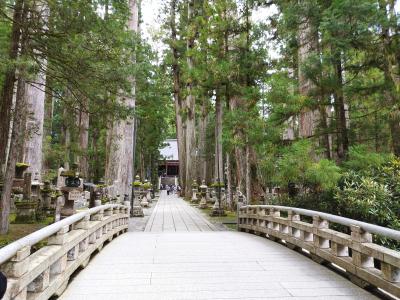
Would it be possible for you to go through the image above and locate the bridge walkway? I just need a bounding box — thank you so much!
[59,193,377,300]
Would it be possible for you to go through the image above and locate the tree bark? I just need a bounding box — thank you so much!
[379,0,400,156]
[105,0,138,197]
[198,97,208,182]
[1,77,26,234]
[214,92,224,183]
[297,9,319,139]
[245,140,250,202]
[333,55,349,160]
[0,0,24,175]
[225,153,232,209]
[61,104,71,170]
[170,0,186,189]
[184,0,197,197]
[229,96,246,192]
[77,101,89,179]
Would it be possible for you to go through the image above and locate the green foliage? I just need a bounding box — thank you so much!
[335,172,395,225]
[15,163,29,168]
[275,140,314,186]
[343,145,391,172]
[132,181,142,187]
[141,182,152,190]
[306,159,342,190]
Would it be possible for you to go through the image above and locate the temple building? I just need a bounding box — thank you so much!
[158,139,179,186]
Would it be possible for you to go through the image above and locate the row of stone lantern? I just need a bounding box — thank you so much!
[6,162,162,225]
[190,180,227,216]
[190,179,247,215]
[131,175,159,217]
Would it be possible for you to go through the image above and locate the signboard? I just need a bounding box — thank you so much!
[84,191,91,200]
[68,189,81,202]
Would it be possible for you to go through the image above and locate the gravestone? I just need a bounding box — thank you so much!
[15,173,37,223]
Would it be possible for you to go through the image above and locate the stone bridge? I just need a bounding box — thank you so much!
[1,193,400,299]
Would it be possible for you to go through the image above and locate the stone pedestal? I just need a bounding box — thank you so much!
[15,172,37,223]
[210,188,226,217]
[210,201,226,217]
[131,189,144,217]
[199,182,208,209]
[146,191,152,204]
[60,187,81,219]
[15,201,37,223]
[140,191,149,208]
[191,189,199,204]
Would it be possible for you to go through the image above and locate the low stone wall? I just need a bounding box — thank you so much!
[239,205,400,298]
[0,204,129,300]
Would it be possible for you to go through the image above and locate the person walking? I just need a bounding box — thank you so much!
[166,185,170,195]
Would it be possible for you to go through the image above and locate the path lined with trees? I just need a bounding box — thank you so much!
[0,0,399,247]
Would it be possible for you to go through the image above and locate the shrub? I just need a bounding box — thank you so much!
[306,159,342,191]
[343,145,391,172]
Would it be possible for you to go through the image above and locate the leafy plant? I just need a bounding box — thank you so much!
[306,159,342,191]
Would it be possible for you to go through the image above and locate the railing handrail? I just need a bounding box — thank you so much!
[0,204,126,265]
[241,205,400,241]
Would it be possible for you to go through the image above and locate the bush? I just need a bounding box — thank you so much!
[306,159,342,191]
[335,172,394,225]
[276,140,314,187]
[343,145,391,172]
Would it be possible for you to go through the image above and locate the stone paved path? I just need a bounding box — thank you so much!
[60,193,378,300]
[145,193,217,232]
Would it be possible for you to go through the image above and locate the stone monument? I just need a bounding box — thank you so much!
[199,180,208,209]
[131,175,144,217]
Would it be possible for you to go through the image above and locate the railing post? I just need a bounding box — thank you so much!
[104,207,112,217]
[313,215,330,249]
[91,209,104,221]
[27,267,50,293]
[288,210,300,238]
[270,208,280,231]
[381,261,400,282]
[351,225,374,268]
[1,246,30,300]
[75,215,90,230]
[48,225,69,245]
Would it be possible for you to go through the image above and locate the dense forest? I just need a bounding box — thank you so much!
[0,0,399,236]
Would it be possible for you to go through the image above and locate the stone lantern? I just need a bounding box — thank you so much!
[59,167,83,219]
[210,181,226,217]
[140,180,150,207]
[199,180,208,209]
[15,172,37,223]
[191,180,199,204]
[131,175,144,217]
[32,172,45,221]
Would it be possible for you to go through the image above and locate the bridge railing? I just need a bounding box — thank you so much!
[239,205,400,297]
[0,204,129,300]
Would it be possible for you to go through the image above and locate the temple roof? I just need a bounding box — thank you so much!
[159,139,179,161]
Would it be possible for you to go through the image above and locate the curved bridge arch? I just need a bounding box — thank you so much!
[239,205,400,298]
[0,204,129,300]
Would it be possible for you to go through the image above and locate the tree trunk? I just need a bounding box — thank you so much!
[333,55,349,160]
[297,9,319,139]
[214,92,224,183]
[77,101,89,179]
[184,0,196,197]
[0,0,24,175]
[22,80,47,181]
[226,153,232,209]
[198,97,208,182]
[245,140,250,202]
[379,0,400,156]
[229,96,246,192]
[1,77,26,234]
[170,0,186,189]
[61,105,71,170]
[105,0,138,197]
